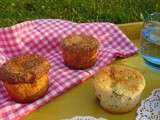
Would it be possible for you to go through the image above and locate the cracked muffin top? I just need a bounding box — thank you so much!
[0,54,50,84]
[61,34,99,52]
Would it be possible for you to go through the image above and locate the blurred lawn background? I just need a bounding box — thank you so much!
[0,0,159,27]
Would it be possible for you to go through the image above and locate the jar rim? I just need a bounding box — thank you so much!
[145,12,160,22]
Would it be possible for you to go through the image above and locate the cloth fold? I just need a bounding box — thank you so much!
[0,19,137,120]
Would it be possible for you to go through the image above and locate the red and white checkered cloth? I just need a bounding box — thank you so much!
[0,19,137,120]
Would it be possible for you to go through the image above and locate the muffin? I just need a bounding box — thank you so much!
[94,64,145,113]
[0,54,50,103]
[65,116,106,120]
[61,34,99,69]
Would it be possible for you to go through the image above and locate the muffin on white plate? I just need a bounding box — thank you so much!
[64,116,107,120]
[94,64,145,113]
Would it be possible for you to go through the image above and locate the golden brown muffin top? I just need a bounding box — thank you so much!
[94,64,145,97]
[61,34,99,52]
[0,54,50,84]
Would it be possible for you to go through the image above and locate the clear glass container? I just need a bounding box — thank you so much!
[140,13,160,70]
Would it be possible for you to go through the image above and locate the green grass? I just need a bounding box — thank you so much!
[0,0,160,27]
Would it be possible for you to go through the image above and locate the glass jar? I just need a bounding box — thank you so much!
[140,12,160,70]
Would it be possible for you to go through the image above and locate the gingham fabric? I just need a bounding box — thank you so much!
[0,19,137,120]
